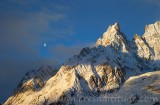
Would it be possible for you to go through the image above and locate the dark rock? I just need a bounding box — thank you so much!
[153,102,160,105]
[79,47,90,57]
[130,95,139,104]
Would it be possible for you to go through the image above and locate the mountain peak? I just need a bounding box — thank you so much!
[13,65,57,95]
[109,22,120,31]
[96,22,128,52]
[142,21,160,60]
[144,21,160,37]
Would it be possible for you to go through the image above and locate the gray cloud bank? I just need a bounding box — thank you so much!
[0,0,89,103]
[142,0,160,6]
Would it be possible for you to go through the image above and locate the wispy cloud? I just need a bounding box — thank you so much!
[0,1,74,103]
[50,42,94,62]
[143,0,160,6]
[0,0,75,61]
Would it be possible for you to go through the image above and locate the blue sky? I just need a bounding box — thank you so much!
[0,0,160,103]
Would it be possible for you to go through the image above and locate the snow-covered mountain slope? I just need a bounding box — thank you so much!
[65,71,160,105]
[4,21,160,105]
[117,71,160,105]
[17,65,57,91]
[4,65,58,105]
[20,65,57,90]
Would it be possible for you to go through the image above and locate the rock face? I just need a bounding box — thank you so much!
[96,23,128,52]
[132,23,160,61]
[4,21,160,105]
[16,65,57,92]
[133,34,153,60]
[143,21,160,60]
[133,21,160,70]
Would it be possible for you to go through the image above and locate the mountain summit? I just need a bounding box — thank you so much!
[4,21,160,105]
[96,22,128,52]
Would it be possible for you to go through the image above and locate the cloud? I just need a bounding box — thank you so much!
[0,0,75,61]
[50,43,94,62]
[0,1,74,103]
[0,5,71,46]
[143,0,160,6]
[52,45,84,61]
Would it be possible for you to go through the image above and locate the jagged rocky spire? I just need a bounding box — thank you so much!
[132,21,160,60]
[142,21,160,60]
[96,22,128,52]
[143,21,160,36]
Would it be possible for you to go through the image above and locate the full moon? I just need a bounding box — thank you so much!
[43,43,47,47]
